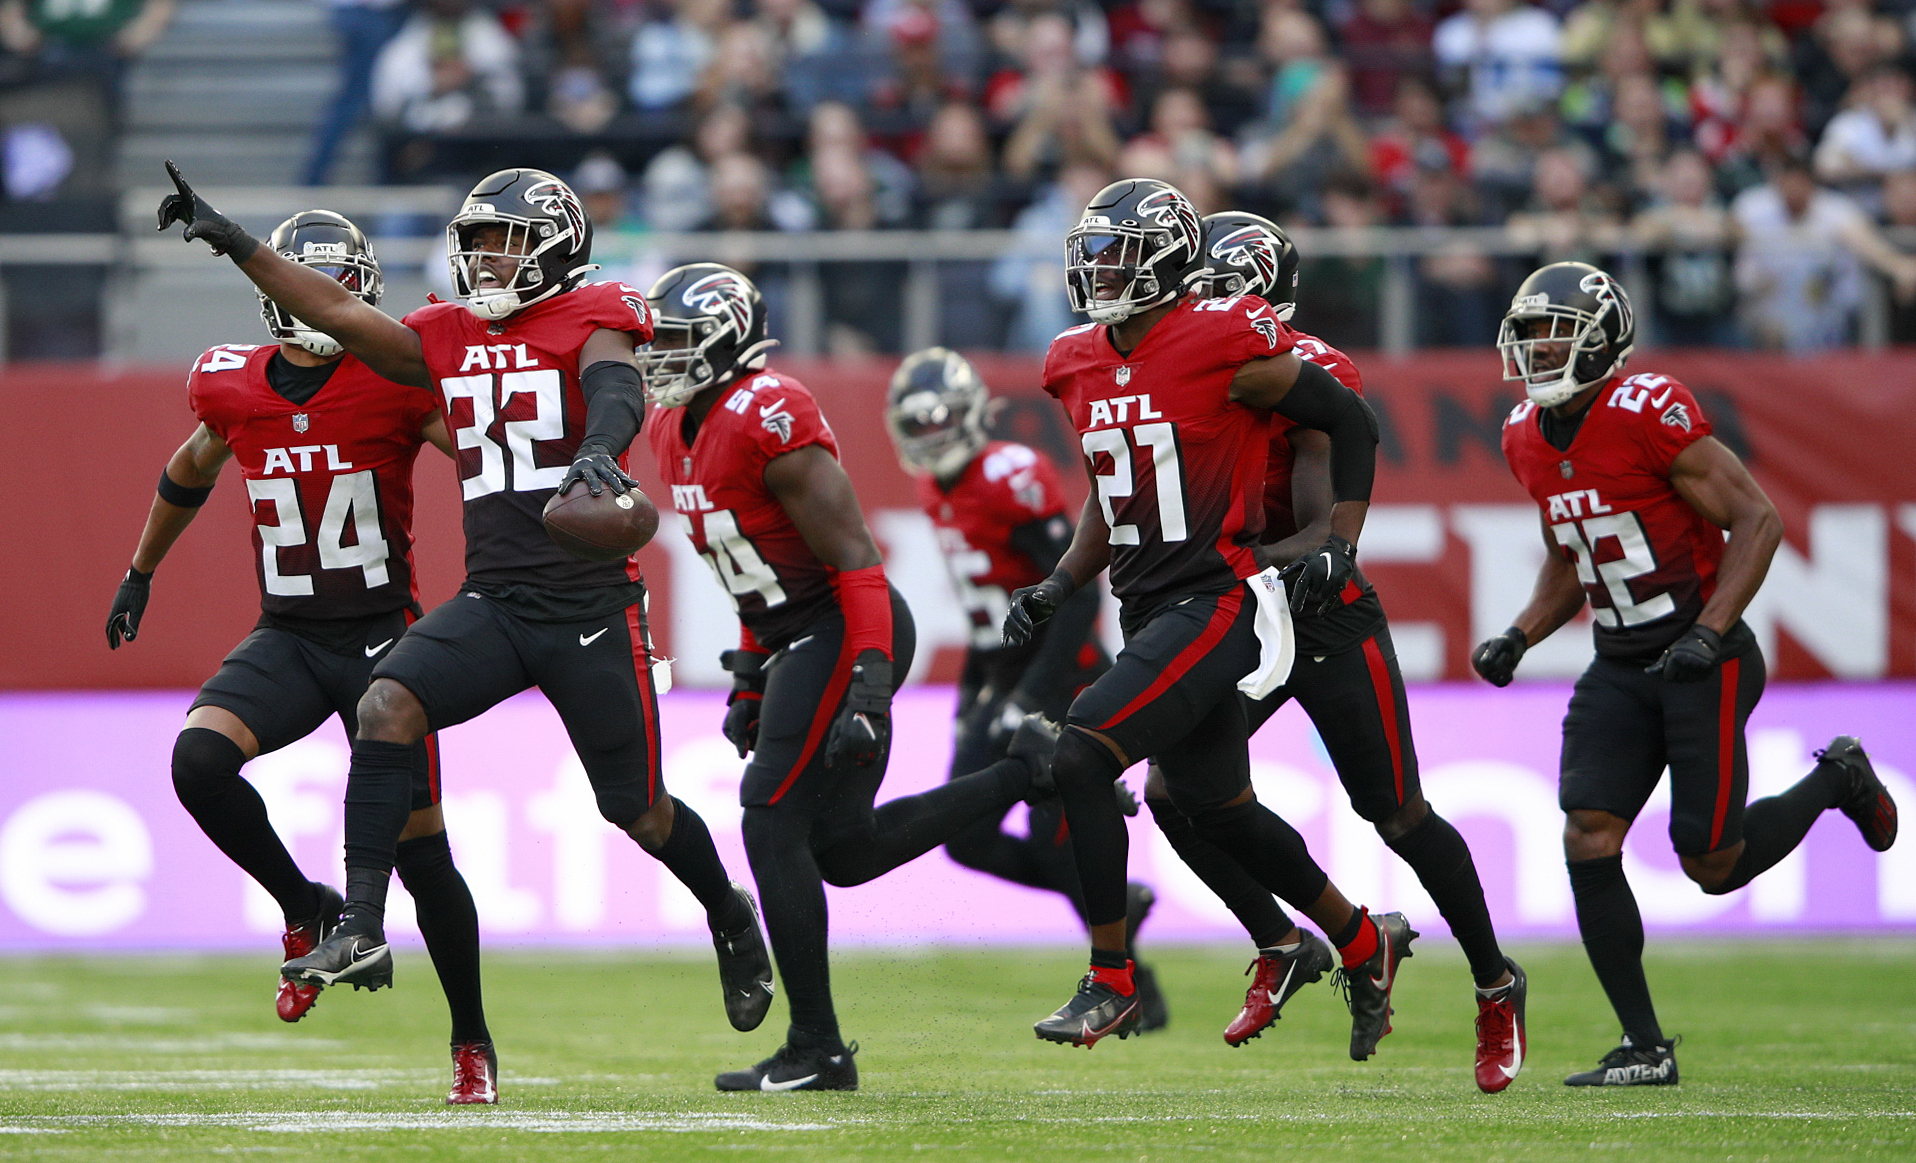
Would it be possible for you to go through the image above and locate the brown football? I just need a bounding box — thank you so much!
[542,485,660,562]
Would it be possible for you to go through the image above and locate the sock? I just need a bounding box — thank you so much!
[652,798,749,930]
[1387,812,1506,987]
[1330,906,1378,968]
[1146,797,1295,948]
[394,832,489,1044]
[1705,768,1842,895]
[340,738,417,917]
[815,760,1032,887]
[1567,855,1663,1046]
[1088,947,1134,995]
[742,805,840,1048]
[1049,731,1130,926]
[170,729,318,924]
[1186,799,1330,915]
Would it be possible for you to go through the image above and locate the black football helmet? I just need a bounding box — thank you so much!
[1065,178,1205,324]
[639,263,776,407]
[886,347,989,479]
[1496,262,1636,407]
[1201,211,1299,320]
[447,168,596,320]
[260,210,383,357]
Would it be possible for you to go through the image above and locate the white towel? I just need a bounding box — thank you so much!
[1238,568,1296,699]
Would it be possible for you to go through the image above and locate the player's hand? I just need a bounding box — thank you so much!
[106,566,153,649]
[157,161,257,260]
[988,693,1040,745]
[1470,626,1527,687]
[1279,534,1356,617]
[720,648,768,758]
[825,649,891,769]
[1004,574,1073,648]
[1113,779,1141,817]
[558,448,636,498]
[1647,624,1720,683]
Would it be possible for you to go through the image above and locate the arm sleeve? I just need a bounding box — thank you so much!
[1270,358,1380,503]
[578,360,647,456]
[832,564,893,661]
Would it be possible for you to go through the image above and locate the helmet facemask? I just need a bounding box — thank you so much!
[888,390,984,477]
[1498,305,1611,408]
[1066,223,1180,324]
[639,316,727,408]
[447,215,568,321]
[260,253,382,357]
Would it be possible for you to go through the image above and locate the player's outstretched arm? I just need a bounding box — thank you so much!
[1652,436,1783,679]
[157,162,428,387]
[1472,515,1588,684]
[109,424,232,648]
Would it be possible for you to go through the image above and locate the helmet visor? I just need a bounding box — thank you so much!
[1065,224,1159,319]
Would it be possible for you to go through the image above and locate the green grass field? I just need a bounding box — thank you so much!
[0,939,1910,1161]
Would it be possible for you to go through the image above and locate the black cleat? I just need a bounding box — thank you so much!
[1224,932,1333,1046]
[1820,736,1898,852]
[1332,910,1417,1061]
[1132,961,1169,1033]
[713,882,775,1032]
[1009,714,1063,801]
[1034,971,1142,1047]
[1564,1036,1679,1087]
[281,911,392,991]
[715,1040,858,1092]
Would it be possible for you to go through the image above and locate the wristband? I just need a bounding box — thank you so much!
[157,471,214,508]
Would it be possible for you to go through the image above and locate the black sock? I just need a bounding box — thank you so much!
[341,738,417,918]
[1567,855,1662,1046]
[814,760,1029,887]
[1051,731,1130,927]
[171,728,318,924]
[1187,799,1329,914]
[651,799,749,931]
[1387,812,1506,987]
[1089,947,1129,970]
[1146,797,1294,947]
[742,805,840,1049]
[1707,768,1842,895]
[395,832,489,1044]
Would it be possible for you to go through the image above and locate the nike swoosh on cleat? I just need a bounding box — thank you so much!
[579,628,608,646]
[1266,960,1300,1005]
[760,1073,818,1091]
[1499,1062,1520,1080]
[364,638,394,657]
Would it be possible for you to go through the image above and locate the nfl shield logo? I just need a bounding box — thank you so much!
[292,413,309,433]
[1115,366,1132,386]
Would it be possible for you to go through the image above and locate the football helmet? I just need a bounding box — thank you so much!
[1065,178,1205,324]
[1201,211,1299,320]
[260,210,382,358]
[886,347,989,479]
[1497,262,1635,408]
[639,263,776,408]
[447,168,596,320]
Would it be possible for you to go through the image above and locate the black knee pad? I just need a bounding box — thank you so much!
[1052,727,1122,794]
[593,787,650,830]
[171,727,248,811]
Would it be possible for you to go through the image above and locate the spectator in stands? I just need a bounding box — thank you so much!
[576,152,665,291]
[1471,98,1590,219]
[987,11,1124,130]
[1337,0,1436,120]
[1370,76,1472,216]
[998,19,1122,181]
[1106,0,1191,84]
[1401,155,1502,344]
[1796,1,1904,137]
[372,0,523,133]
[1241,13,1370,219]
[1433,0,1563,133]
[754,0,849,112]
[812,144,906,352]
[530,0,623,135]
[0,0,174,194]
[1600,71,1686,210]
[1131,87,1237,192]
[1732,151,1916,350]
[1690,18,1788,164]
[0,0,175,89]
[1815,65,1916,216]
[1714,72,1810,196]
[302,0,407,184]
[629,0,725,112]
[868,0,983,103]
[707,151,782,230]
[797,100,915,224]
[1155,25,1258,139]
[1881,168,1916,340]
[1634,147,1739,346]
[1293,172,1385,350]
[865,3,973,155]
[913,99,1003,345]
[697,19,785,115]
[642,101,753,231]
[993,159,1110,351]
[1506,145,1622,262]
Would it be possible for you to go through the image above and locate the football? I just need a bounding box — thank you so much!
[542,484,659,561]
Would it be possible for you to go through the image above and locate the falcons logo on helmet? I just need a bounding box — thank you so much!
[1210,225,1279,293]
[682,271,753,339]
[524,180,586,242]
[1136,188,1199,252]
[1578,270,1634,336]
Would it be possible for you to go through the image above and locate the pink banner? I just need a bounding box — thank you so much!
[1,684,1910,950]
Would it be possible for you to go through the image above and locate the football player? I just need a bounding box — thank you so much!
[1473,261,1899,1086]
[1012,178,1415,1054]
[107,211,498,1103]
[643,265,1061,1091]
[157,165,775,1062]
[1131,213,1523,1089]
[885,347,1167,1032]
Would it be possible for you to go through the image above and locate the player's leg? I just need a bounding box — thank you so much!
[1558,658,1676,1086]
[938,657,1069,893]
[535,603,772,1035]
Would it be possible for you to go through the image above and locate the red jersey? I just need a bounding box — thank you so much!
[917,441,1072,649]
[649,368,840,651]
[1043,295,1292,618]
[1502,371,1722,663]
[188,344,436,621]
[404,280,653,592]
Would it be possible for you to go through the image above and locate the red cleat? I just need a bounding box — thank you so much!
[448,1040,499,1105]
[275,883,342,1023]
[1474,958,1527,1094]
[1223,933,1331,1046]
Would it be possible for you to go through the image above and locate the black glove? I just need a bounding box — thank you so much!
[156,161,257,261]
[1003,572,1074,648]
[106,566,153,649]
[1648,624,1721,683]
[1280,533,1357,617]
[1470,626,1527,687]
[825,649,891,769]
[558,444,636,498]
[987,692,1040,746]
[720,648,768,758]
